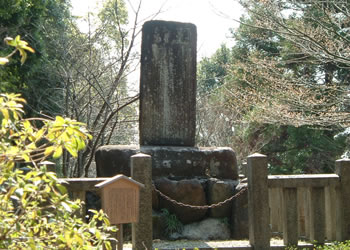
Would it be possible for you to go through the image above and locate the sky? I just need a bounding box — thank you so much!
[70,0,244,59]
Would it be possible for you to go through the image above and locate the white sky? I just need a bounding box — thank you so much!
[70,0,243,59]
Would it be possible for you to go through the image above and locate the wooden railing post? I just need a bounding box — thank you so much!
[325,186,337,241]
[298,187,308,238]
[269,187,283,233]
[336,159,350,241]
[247,153,270,249]
[131,153,152,250]
[282,187,298,246]
[308,187,325,244]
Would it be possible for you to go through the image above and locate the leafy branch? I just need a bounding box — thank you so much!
[0,35,35,65]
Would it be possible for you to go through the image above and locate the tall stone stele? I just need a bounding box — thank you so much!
[95,20,239,232]
[139,20,197,146]
[96,20,239,181]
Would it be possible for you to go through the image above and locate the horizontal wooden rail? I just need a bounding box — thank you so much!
[58,178,110,218]
[268,174,340,188]
[60,177,109,192]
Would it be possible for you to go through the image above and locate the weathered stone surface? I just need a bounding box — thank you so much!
[171,218,231,240]
[231,183,249,239]
[204,147,238,179]
[154,177,207,224]
[152,210,167,240]
[143,146,206,177]
[139,20,197,147]
[152,184,159,210]
[95,145,239,180]
[208,178,237,218]
[95,145,138,177]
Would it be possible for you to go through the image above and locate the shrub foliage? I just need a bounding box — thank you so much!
[0,38,116,249]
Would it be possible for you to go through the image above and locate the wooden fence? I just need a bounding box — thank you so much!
[59,153,350,249]
[249,153,350,248]
[59,177,108,217]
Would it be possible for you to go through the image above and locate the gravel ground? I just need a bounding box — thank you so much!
[122,239,313,249]
[152,239,251,249]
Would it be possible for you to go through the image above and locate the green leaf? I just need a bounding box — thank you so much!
[104,241,112,250]
[56,184,67,194]
[44,146,55,156]
[22,153,30,162]
[53,146,63,158]
[54,116,65,126]
[6,187,16,200]
[1,108,9,120]
[95,229,101,240]
[19,48,27,65]
[22,120,31,129]
[64,231,72,247]
[65,145,78,158]
[61,202,72,213]
[23,45,35,53]
[78,138,86,150]
[35,128,45,141]
[15,35,20,44]
[74,234,84,245]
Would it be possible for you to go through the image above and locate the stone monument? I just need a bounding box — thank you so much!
[95,20,239,239]
[140,21,197,146]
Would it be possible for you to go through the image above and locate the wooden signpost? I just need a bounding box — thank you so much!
[96,174,144,250]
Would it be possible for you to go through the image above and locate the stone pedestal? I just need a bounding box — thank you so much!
[155,177,207,224]
[96,145,239,180]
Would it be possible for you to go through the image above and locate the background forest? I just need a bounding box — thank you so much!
[197,0,350,174]
[1,0,139,177]
[2,0,350,177]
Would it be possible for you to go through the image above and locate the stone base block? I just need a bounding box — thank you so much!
[208,178,237,218]
[231,183,249,239]
[95,145,238,180]
[155,177,207,224]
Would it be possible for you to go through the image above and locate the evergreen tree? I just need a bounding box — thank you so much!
[197,0,350,173]
[0,0,141,177]
[0,0,72,117]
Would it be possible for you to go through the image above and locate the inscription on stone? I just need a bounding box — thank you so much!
[139,20,197,146]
